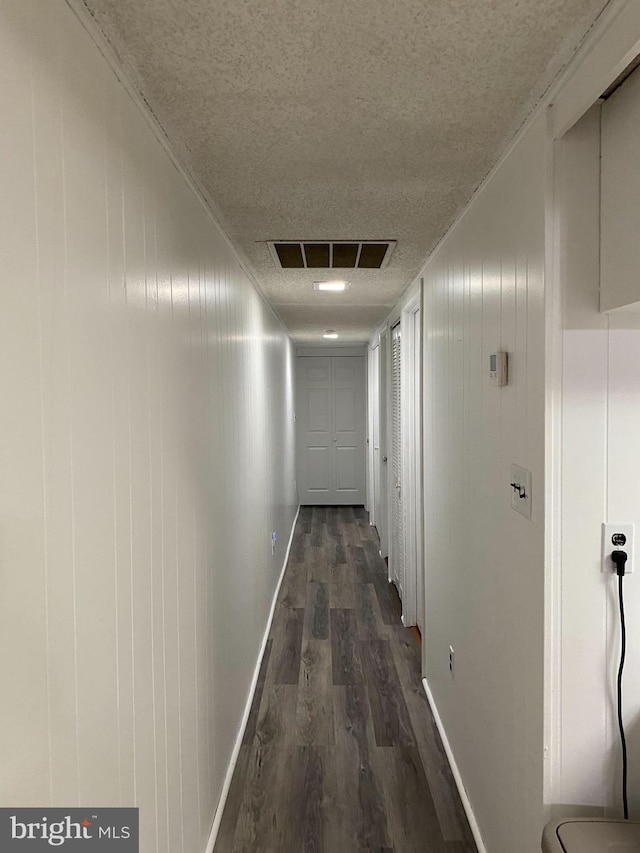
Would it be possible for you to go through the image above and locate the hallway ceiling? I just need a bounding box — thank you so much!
[83,0,608,342]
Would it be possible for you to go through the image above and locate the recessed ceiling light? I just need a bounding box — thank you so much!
[323,330,339,339]
[313,280,349,292]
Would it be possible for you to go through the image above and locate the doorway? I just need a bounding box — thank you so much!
[377,329,389,558]
[386,285,423,629]
[296,354,366,505]
[368,343,380,524]
[390,321,405,600]
[401,290,424,631]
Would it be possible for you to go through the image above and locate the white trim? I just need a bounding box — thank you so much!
[368,343,381,524]
[543,121,565,808]
[369,318,390,349]
[401,280,421,310]
[549,0,640,138]
[364,347,376,516]
[422,678,488,853]
[400,289,422,627]
[376,327,390,558]
[296,345,368,357]
[205,505,301,853]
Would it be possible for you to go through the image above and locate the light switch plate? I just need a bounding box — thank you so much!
[602,523,634,573]
[510,464,532,520]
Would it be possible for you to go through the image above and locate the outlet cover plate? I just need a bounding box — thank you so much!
[602,523,634,573]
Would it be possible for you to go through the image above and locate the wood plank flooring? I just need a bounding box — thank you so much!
[215,506,478,853]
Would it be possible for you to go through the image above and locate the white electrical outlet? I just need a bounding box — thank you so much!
[449,645,455,678]
[510,464,532,520]
[602,523,634,573]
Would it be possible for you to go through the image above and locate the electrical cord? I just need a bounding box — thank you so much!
[612,549,629,820]
[617,572,629,820]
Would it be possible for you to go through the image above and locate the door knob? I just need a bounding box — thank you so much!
[382,456,388,463]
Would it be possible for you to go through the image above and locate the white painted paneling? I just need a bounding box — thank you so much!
[421,115,546,853]
[0,2,296,852]
[555,104,640,818]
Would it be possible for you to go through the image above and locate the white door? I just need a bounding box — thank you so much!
[378,330,389,557]
[297,356,366,505]
[390,323,405,597]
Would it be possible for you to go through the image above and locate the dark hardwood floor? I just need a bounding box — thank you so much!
[215,506,478,853]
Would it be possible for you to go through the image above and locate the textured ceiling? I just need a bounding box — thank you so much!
[83,0,609,342]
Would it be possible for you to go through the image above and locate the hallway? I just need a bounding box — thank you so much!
[215,507,477,852]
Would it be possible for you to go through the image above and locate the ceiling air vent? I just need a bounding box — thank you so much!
[268,241,395,270]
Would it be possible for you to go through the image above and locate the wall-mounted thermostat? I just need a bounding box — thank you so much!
[489,351,508,386]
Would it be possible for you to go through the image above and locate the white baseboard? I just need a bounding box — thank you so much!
[205,505,301,853]
[422,677,488,853]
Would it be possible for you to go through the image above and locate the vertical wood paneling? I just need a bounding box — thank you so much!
[421,116,546,853]
[0,2,297,852]
[0,0,50,807]
[31,0,68,809]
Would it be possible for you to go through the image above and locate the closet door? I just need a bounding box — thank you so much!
[390,324,405,596]
[296,356,365,505]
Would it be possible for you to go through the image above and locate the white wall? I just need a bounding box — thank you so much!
[554,102,640,818]
[0,2,297,852]
[421,115,546,853]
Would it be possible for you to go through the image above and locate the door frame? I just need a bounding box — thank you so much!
[378,329,390,558]
[295,348,367,505]
[401,285,423,628]
[542,1,640,806]
[367,342,379,523]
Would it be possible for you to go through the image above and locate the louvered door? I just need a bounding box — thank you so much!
[391,323,405,597]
